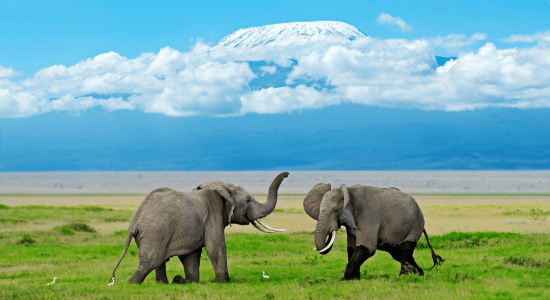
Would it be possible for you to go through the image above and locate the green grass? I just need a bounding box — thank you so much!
[0,205,133,226]
[0,193,145,197]
[410,193,550,196]
[1,205,550,299]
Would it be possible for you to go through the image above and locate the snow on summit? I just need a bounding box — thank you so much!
[212,21,367,49]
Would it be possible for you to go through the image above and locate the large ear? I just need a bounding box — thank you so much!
[195,181,236,224]
[339,184,357,229]
[303,183,331,220]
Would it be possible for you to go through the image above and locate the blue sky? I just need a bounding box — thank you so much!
[1,1,549,171]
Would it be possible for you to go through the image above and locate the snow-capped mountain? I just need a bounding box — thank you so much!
[212,21,367,49]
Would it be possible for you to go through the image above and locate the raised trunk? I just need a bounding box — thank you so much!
[257,172,289,218]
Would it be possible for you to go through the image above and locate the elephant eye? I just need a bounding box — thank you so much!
[334,209,340,214]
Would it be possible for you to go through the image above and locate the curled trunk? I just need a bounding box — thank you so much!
[314,216,334,255]
[257,172,289,218]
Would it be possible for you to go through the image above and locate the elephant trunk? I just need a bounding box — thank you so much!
[314,216,335,255]
[257,172,289,218]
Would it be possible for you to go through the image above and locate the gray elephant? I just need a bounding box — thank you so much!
[303,183,443,280]
[111,172,289,284]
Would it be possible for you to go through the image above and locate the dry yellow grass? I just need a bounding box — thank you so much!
[2,194,549,235]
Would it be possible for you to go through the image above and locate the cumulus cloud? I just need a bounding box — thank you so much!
[377,13,411,32]
[1,32,550,118]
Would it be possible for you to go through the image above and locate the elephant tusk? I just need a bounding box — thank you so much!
[256,219,286,232]
[251,220,276,233]
[317,231,336,254]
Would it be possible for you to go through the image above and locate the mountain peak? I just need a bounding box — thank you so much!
[212,21,367,49]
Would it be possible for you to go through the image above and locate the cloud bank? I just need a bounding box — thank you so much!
[2,32,550,118]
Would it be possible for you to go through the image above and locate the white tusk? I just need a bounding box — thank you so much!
[317,231,336,254]
[256,219,286,232]
[251,220,275,233]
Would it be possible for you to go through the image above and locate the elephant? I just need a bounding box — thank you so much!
[110,172,289,284]
[303,183,444,280]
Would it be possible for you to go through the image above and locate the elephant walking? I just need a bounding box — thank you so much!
[303,183,443,280]
[111,172,289,284]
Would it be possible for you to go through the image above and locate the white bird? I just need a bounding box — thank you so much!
[107,277,115,286]
[46,277,57,285]
[262,271,270,279]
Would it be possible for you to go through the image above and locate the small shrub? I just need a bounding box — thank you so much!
[55,222,96,234]
[18,234,36,245]
[0,204,9,210]
[65,222,96,233]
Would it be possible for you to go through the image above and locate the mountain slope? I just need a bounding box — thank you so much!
[212,21,367,49]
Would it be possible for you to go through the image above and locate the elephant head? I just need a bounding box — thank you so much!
[194,172,289,232]
[303,183,356,255]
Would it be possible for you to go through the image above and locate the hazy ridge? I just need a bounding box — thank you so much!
[1,171,548,194]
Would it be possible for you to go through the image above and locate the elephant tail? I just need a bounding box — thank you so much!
[111,230,135,279]
[423,228,444,271]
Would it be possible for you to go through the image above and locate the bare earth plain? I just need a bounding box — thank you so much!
[2,193,549,235]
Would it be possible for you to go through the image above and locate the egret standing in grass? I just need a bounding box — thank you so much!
[46,277,57,285]
[262,271,269,279]
[107,277,115,286]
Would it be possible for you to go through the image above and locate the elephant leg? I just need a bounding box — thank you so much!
[155,261,169,284]
[404,243,424,276]
[128,263,155,284]
[385,241,423,276]
[204,227,230,283]
[343,245,375,281]
[178,247,202,283]
[128,244,168,284]
[346,232,360,279]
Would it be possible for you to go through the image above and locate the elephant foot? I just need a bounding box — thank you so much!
[342,272,360,281]
[399,262,419,276]
[173,275,191,284]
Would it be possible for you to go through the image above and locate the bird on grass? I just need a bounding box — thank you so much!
[46,277,57,285]
[107,277,115,286]
[262,271,270,279]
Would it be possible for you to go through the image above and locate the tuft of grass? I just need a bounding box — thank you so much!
[501,208,550,216]
[503,255,550,268]
[55,222,97,233]
[18,234,36,245]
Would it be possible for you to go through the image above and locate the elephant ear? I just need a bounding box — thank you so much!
[303,183,331,220]
[339,184,357,229]
[195,181,236,225]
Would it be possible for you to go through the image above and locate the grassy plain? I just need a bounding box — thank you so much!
[1,193,550,299]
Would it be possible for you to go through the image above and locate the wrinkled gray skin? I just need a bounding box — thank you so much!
[304,183,443,280]
[111,172,289,284]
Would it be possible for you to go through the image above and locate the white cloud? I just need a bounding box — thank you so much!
[240,85,339,114]
[377,13,411,32]
[502,31,550,43]
[0,66,21,78]
[1,32,550,118]
[430,33,487,53]
[260,65,277,75]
